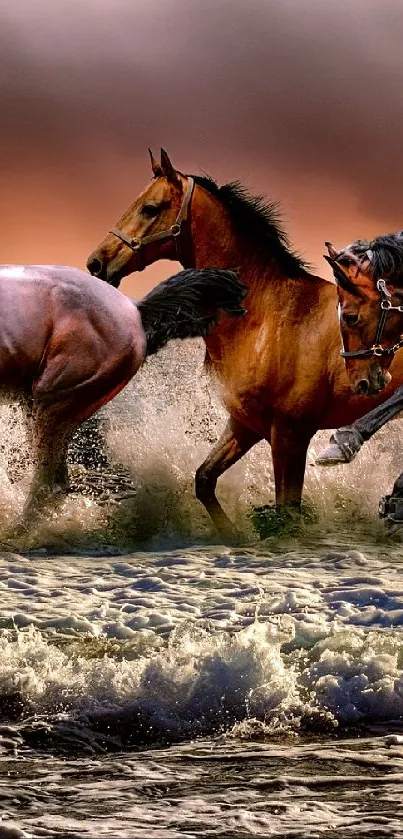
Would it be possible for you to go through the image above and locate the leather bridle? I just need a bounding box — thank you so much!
[341,277,403,360]
[108,176,194,271]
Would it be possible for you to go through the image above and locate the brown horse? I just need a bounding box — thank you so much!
[322,236,403,393]
[87,149,403,538]
[316,233,403,525]
[0,264,245,531]
[316,234,403,461]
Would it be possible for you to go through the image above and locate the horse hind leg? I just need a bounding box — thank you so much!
[13,336,141,535]
[20,408,75,527]
[20,387,125,529]
[195,417,262,542]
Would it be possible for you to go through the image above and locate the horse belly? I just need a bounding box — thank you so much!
[210,343,324,436]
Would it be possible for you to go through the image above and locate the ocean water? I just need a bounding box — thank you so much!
[1,340,403,838]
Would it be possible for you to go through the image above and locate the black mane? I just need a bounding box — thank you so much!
[340,232,403,282]
[189,174,310,277]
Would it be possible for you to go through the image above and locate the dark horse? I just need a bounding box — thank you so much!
[317,234,403,524]
[87,149,403,538]
[0,264,245,531]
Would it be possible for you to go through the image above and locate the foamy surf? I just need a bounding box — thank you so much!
[0,542,403,751]
[2,543,403,836]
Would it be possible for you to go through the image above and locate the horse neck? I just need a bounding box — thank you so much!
[189,189,237,267]
[189,187,308,307]
[188,186,340,374]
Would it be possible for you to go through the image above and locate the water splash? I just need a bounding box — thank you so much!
[0,339,401,549]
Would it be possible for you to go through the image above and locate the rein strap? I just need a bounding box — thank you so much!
[109,176,194,256]
[341,278,403,359]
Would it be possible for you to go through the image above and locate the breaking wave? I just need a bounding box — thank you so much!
[1,542,403,754]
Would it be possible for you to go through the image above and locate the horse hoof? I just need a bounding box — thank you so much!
[1,519,30,549]
[315,442,349,466]
[315,427,364,467]
[225,532,243,547]
[214,522,242,546]
[215,530,241,547]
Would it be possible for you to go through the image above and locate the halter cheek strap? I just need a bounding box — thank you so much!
[109,177,194,270]
[341,278,403,360]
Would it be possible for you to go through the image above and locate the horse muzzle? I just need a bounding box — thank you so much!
[351,367,391,396]
[86,254,125,287]
[86,255,106,279]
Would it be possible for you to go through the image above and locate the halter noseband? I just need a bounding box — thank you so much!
[341,277,403,360]
[108,176,194,270]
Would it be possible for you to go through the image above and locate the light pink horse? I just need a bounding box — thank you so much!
[0,264,245,532]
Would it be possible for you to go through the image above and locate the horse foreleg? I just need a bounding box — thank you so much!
[271,419,313,511]
[22,395,112,526]
[317,384,403,466]
[195,417,262,541]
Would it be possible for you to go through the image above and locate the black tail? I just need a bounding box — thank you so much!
[137,268,247,357]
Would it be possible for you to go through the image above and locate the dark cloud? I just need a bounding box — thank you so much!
[1,0,403,294]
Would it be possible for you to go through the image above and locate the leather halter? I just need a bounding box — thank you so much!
[341,278,403,359]
[109,177,194,271]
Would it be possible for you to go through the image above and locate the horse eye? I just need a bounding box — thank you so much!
[343,312,359,327]
[141,203,160,218]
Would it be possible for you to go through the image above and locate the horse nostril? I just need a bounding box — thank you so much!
[356,378,370,395]
[87,256,103,277]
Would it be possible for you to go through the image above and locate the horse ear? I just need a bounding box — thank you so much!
[149,148,163,177]
[325,241,339,260]
[160,148,180,184]
[323,255,362,298]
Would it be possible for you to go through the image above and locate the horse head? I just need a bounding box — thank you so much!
[87,149,193,287]
[324,238,403,395]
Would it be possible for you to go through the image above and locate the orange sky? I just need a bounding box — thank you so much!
[1,0,403,298]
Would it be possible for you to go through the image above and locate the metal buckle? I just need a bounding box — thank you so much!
[170,223,181,237]
[381,300,392,310]
[130,239,142,251]
[372,344,384,356]
[377,278,391,297]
